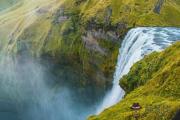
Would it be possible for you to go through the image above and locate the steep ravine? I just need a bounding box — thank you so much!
[0,0,121,120]
[0,0,180,120]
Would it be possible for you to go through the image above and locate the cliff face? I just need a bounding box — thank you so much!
[0,0,120,105]
[0,0,180,105]
[88,41,180,120]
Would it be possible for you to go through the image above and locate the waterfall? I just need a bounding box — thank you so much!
[97,27,180,114]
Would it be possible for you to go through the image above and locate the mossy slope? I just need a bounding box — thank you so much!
[80,0,180,27]
[88,41,180,120]
[0,0,180,108]
[0,0,119,104]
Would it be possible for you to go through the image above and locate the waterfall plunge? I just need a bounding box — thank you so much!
[0,55,95,120]
[97,27,180,114]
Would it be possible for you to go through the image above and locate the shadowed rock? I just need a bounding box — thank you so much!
[172,110,180,120]
[153,0,164,14]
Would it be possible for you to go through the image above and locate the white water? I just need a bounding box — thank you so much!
[97,27,180,113]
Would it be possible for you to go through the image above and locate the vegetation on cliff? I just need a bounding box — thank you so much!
[0,0,120,105]
[88,41,180,120]
[0,0,180,107]
[78,0,180,27]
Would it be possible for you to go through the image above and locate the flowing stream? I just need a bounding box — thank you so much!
[97,27,180,114]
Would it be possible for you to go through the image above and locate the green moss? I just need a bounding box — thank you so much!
[120,41,180,94]
[78,0,180,27]
[15,17,51,56]
[1,0,180,113]
[98,39,119,78]
[88,42,180,120]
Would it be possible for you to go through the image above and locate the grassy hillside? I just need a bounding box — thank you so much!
[0,0,180,108]
[1,0,180,54]
[88,41,180,120]
[79,0,180,27]
[0,0,119,105]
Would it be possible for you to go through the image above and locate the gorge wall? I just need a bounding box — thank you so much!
[0,0,180,120]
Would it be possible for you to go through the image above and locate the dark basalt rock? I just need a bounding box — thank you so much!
[172,110,180,120]
[75,0,87,5]
[153,0,164,14]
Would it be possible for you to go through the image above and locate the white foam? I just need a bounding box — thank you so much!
[96,27,180,114]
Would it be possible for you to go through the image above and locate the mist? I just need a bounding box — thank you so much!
[0,54,96,120]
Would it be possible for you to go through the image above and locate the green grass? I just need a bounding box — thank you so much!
[0,1,180,116]
[88,41,180,120]
[78,0,180,27]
